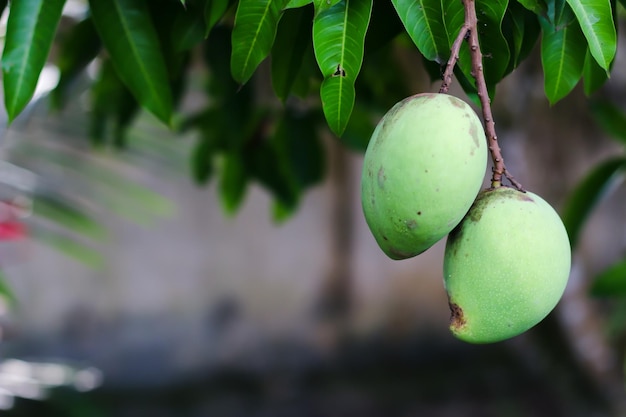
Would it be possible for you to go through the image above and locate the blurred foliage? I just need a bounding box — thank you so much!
[0,0,625,392]
[0,0,622,331]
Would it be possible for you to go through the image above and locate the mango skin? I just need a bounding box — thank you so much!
[444,187,571,344]
[361,93,487,260]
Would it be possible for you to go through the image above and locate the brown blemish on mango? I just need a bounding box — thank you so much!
[469,121,480,148]
[449,96,464,108]
[387,246,414,260]
[449,301,466,330]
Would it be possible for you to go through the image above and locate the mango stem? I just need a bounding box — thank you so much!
[440,0,524,191]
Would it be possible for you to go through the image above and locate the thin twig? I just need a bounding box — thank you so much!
[459,0,524,190]
[439,24,470,94]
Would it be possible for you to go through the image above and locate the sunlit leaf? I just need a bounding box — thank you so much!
[231,0,289,84]
[566,0,616,71]
[313,0,373,135]
[2,0,66,122]
[561,157,626,247]
[89,0,173,124]
[590,258,626,296]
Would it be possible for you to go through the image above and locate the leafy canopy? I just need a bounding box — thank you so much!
[0,0,621,221]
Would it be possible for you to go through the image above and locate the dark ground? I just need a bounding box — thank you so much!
[3,324,616,417]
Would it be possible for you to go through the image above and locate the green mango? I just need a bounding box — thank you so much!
[444,187,571,343]
[361,93,487,259]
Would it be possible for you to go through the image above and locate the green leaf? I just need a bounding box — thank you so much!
[340,102,376,151]
[314,0,341,13]
[90,58,139,147]
[89,0,173,125]
[288,41,320,99]
[271,5,313,101]
[583,48,609,94]
[204,26,239,99]
[34,195,107,241]
[286,0,312,8]
[0,270,16,306]
[365,0,405,51]
[589,98,626,145]
[516,0,548,15]
[565,0,616,71]
[590,258,626,296]
[503,1,541,74]
[204,0,233,36]
[2,0,66,122]
[231,0,289,84]
[190,139,215,184]
[246,141,299,209]
[219,152,249,213]
[313,0,373,135]
[51,17,102,109]
[449,0,510,92]
[561,157,626,247]
[548,0,577,25]
[33,228,104,269]
[272,199,295,222]
[391,0,449,64]
[357,45,412,111]
[272,108,325,191]
[146,1,189,77]
[319,77,354,136]
[540,15,586,104]
[172,5,206,51]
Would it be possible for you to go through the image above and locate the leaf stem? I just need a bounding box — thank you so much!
[440,0,523,190]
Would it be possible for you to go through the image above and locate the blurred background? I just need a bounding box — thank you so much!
[0,2,624,417]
